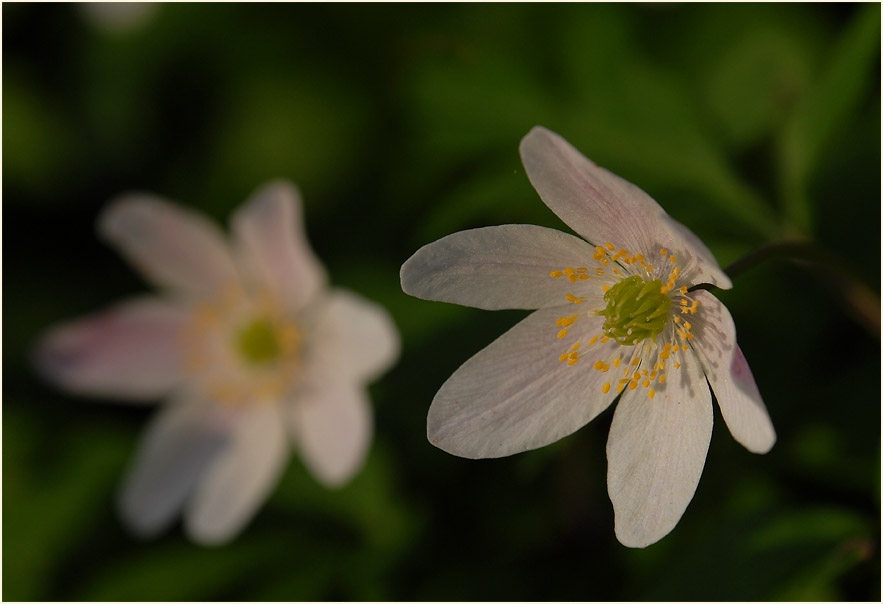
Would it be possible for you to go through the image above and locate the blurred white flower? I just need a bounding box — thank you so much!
[36,181,399,545]
[79,2,158,34]
[401,126,775,548]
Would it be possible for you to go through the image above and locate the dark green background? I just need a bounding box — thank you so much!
[4,3,880,600]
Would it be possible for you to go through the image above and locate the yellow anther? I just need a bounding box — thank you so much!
[601,285,610,292]
[600,336,610,343]
[595,246,606,255]
[680,286,688,294]
[556,315,576,327]
[633,372,641,381]
[677,329,686,339]
[617,383,625,393]
[684,322,692,330]
[579,274,589,280]
[559,353,569,362]
[567,359,578,366]
[599,258,609,266]
[613,358,621,368]
[659,374,666,383]
[674,362,681,369]
[563,267,575,275]
[631,358,640,366]
[672,344,679,352]
[576,267,588,272]
[628,381,638,391]
[641,370,648,376]
[570,343,581,351]
[588,336,598,346]
[565,294,585,304]
[550,270,563,278]
[660,350,670,360]
[635,254,644,261]
[606,242,615,251]
[659,361,666,369]
[602,382,611,394]
[660,249,667,256]
[648,389,656,399]
[680,299,689,306]
[669,256,677,263]
[568,275,578,283]
[593,360,605,371]
[642,379,650,388]
[673,316,681,323]
[557,328,568,339]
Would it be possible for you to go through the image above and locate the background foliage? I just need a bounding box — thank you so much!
[4,3,880,600]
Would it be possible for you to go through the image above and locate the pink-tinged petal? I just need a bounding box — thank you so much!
[689,290,775,454]
[288,380,373,487]
[519,126,731,289]
[401,225,602,310]
[606,350,712,548]
[98,195,240,299]
[427,306,619,459]
[118,395,235,538]
[34,298,190,401]
[231,180,326,313]
[186,403,289,545]
[305,289,400,383]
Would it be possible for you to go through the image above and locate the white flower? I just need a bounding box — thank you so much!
[401,126,775,548]
[35,181,399,545]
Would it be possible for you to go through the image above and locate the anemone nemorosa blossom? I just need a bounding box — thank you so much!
[401,126,775,548]
[35,181,399,545]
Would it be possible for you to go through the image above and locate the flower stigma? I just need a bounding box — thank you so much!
[597,276,671,346]
[236,317,282,364]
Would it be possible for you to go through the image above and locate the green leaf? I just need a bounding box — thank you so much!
[779,4,881,234]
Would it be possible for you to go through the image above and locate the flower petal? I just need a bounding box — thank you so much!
[118,395,234,538]
[427,306,619,459]
[231,180,326,313]
[401,225,600,310]
[288,379,373,487]
[186,403,289,545]
[305,289,400,383]
[99,195,240,299]
[33,298,189,401]
[689,290,775,454]
[519,126,731,289]
[606,349,712,548]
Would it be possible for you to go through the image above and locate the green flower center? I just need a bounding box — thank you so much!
[597,276,671,346]
[236,317,280,364]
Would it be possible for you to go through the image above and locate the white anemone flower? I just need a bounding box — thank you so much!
[35,181,399,545]
[401,126,775,548]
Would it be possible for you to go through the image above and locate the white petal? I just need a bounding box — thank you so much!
[288,380,373,487]
[186,403,289,545]
[118,395,235,538]
[606,349,712,548]
[427,306,619,459]
[401,225,600,310]
[99,195,240,299]
[33,298,189,401]
[305,289,400,383]
[689,290,775,454]
[519,126,731,289]
[231,180,326,313]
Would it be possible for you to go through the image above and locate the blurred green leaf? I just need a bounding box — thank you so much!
[779,3,881,234]
[3,408,129,601]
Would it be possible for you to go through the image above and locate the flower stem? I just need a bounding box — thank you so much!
[695,240,880,339]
